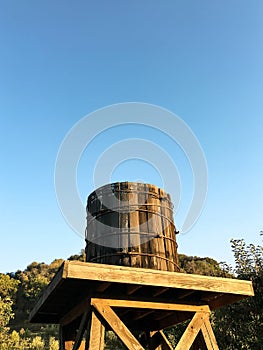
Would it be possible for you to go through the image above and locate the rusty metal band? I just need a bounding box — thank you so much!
[85,231,178,245]
[88,252,180,268]
[87,203,174,214]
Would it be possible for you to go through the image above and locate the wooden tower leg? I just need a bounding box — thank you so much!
[200,318,219,350]
[86,310,105,350]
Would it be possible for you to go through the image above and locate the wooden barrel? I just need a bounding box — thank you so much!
[85,182,179,272]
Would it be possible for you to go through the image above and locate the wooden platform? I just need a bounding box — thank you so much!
[30,260,253,330]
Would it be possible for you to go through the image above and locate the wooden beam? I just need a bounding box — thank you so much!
[175,312,209,350]
[201,318,219,350]
[92,301,144,350]
[65,261,254,297]
[91,298,210,313]
[86,310,105,350]
[30,260,254,324]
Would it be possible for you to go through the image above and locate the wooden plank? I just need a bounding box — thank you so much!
[146,193,158,270]
[65,261,254,297]
[138,185,150,269]
[201,318,219,350]
[120,187,130,266]
[91,298,210,313]
[92,301,144,350]
[155,195,167,271]
[175,312,208,350]
[87,310,105,350]
[160,195,172,272]
[129,187,141,267]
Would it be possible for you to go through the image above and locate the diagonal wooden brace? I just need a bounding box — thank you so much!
[175,311,219,350]
[92,300,144,350]
[201,317,219,350]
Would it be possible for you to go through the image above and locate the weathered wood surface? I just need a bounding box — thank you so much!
[175,312,210,350]
[30,261,254,324]
[86,310,105,350]
[92,300,144,350]
[91,298,210,313]
[86,182,180,272]
[66,261,253,295]
[63,299,219,350]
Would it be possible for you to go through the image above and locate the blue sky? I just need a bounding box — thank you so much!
[1,1,262,273]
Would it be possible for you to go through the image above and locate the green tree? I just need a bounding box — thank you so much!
[0,274,20,347]
[214,236,263,349]
[178,254,230,277]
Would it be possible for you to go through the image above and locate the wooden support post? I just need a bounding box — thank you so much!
[86,310,105,350]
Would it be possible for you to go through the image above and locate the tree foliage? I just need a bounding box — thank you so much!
[0,274,19,335]
[178,254,230,277]
[0,260,62,349]
[214,237,263,349]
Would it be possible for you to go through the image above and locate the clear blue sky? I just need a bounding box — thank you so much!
[1,1,262,273]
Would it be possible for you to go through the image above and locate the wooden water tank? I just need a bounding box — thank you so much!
[85,182,179,272]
